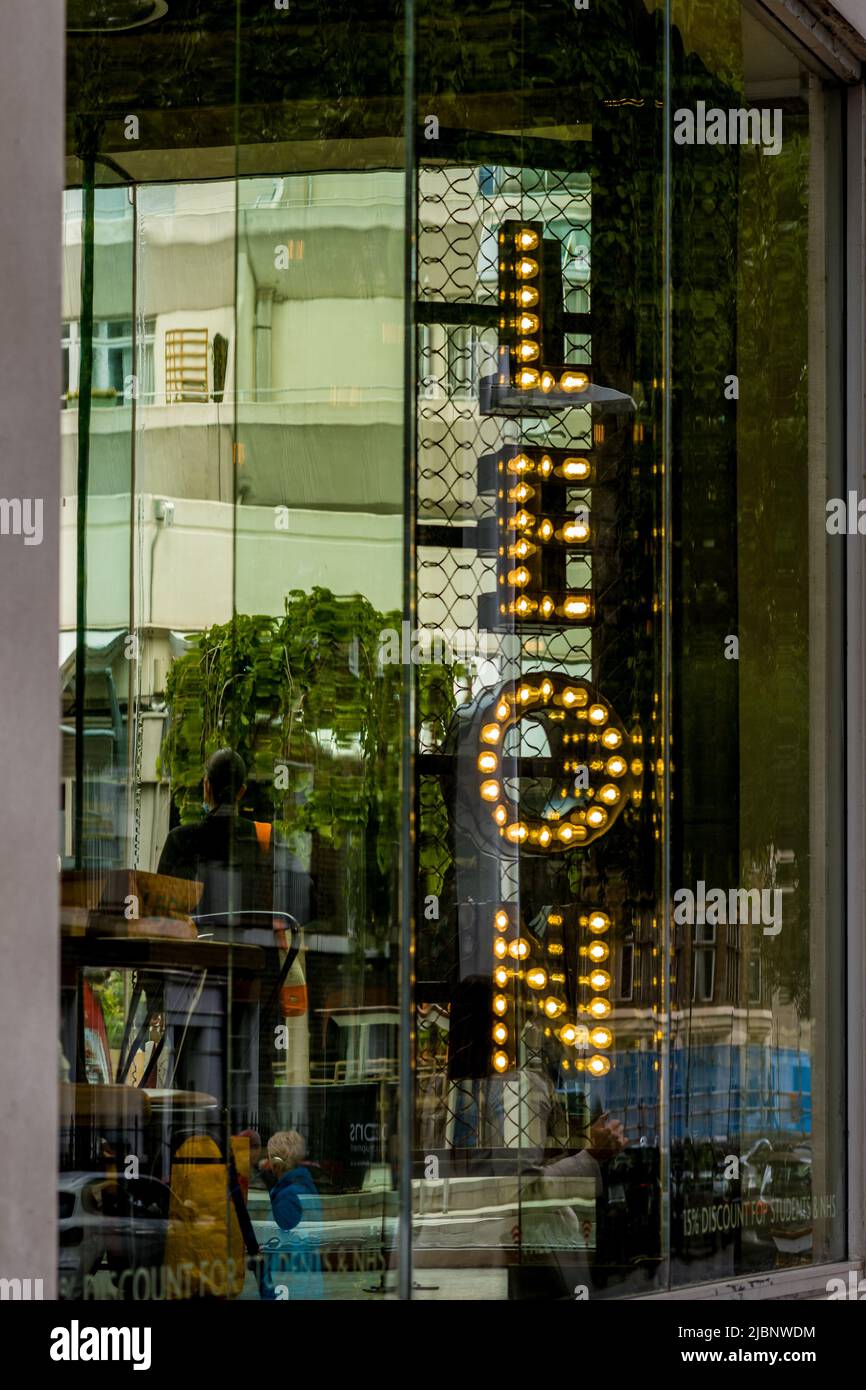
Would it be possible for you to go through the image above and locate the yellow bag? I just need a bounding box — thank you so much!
[163,1135,247,1299]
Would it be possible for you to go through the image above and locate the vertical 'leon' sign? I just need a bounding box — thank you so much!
[481,221,591,415]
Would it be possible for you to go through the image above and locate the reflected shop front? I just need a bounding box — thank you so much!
[57,0,856,1301]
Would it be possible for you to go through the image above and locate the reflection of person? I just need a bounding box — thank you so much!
[157,748,267,917]
[157,747,312,923]
[259,1131,323,1300]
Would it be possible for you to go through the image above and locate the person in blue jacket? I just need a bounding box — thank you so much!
[260,1130,324,1300]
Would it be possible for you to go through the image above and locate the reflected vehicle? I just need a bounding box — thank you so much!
[599,1144,662,1277]
[58,1173,113,1300]
[59,1173,174,1300]
[741,1144,814,1269]
[673,1137,739,1261]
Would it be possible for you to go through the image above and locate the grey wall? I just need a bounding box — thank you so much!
[0,0,63,1297]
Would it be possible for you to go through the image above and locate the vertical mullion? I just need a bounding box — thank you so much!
[399,0,418,1304]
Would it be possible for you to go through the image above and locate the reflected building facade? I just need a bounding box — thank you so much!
[4,0,865,1301]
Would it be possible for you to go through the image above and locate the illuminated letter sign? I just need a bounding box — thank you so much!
[471,672,642,851]
[480,221,591,415]
[488,902,615,1079]
[477,443,596,630]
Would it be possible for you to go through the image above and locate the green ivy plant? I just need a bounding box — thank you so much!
[158,588,459,918]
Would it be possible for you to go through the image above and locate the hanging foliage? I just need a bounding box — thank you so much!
[158,587,459,893]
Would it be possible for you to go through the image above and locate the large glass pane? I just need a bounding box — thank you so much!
[669,0,846,1283]
[408,0,846,1301]
[231,0,408,1296]
[57,0,848,1304]
[60,0,407,1303]
[410,0,666,1299]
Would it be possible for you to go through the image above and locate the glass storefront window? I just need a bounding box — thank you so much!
[59,0,848,1302]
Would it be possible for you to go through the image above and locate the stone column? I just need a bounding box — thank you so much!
[0,0,64,1298]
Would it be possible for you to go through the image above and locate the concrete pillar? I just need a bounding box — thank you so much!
[0,0,64,1297]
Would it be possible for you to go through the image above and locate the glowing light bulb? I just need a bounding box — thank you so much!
[539,596,555,618]
[588,941,609,963]
[562,686,587,708]
[559,1024,578,1045]
[589,997,611,1019]
[480,779,501,801]
[492,1021,508,1045]
[493,804,508,826]
[478,751,498,773]
[508,538,536,561]
[606,755,627,777]
[495,701,510,720]
[598,784,620,806]
[589,969,611,991]
[590,1027,613,1049]
[494,909,509,930]
[512,509,532,530]
[548,913,563,926]
[516,257,539,279]
[561,456,591,480]
[516,228,539,252]
[561,595,592,619]
[517,312,540,335]
[557,824,575,844]
[544,997,564,1018]
[492,1050,510,1073]
[505,822,528,844]
[480,723,502,745]
[588,704,607,725]
[526,967,547,990]
[493,937,508,959]
[508,453,533,475]
[537,519,554,542]
[540,679,553,700]
[538,455,553,478]
[587,1054,610,1077]
[493,966,509,987]
[517,685,534,703]
[493,993,508,1016]
[630,758,644,775]
[507,566,531,587]
[601,728,623,750]
[586,806,608,828]
[515,340,539,363]
[509,481,534,504]
[537,826,552,847]
[587,912,610,934]
[560,370,589,392]
[511,596,537,616]
[517,285,539,308]
[508,939,530,960]
[540,370,555,393]
[562,519,590,543]
[516,367,541,390]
